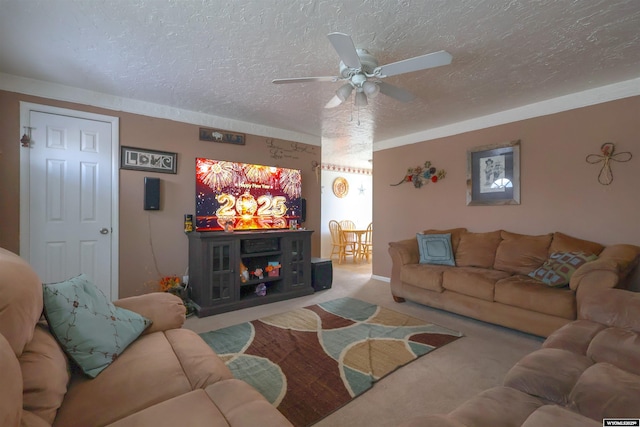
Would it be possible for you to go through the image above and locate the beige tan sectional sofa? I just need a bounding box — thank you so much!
[0,247,292,427]
[388,228,640,337]
[400,287,640,426]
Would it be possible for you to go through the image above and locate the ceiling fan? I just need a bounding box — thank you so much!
[272,32,452,109]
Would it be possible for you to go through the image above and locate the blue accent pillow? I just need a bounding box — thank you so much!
[42,275,151,378]
[416,233,455,266]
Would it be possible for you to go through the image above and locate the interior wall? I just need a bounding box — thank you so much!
[320,168,373,259]
[0,90,321,298]
[373,95,640,281]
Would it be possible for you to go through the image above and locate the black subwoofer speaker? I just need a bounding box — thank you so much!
[310,257,333,292]
[144,177,160,210]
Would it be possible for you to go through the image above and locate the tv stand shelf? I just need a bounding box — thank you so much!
[188,229,313,317]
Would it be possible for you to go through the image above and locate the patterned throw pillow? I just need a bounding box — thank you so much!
[43,275,151,378]
[416,233,455,266]
[528,251,598,287]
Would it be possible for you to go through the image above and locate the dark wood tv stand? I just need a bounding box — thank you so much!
[188,229,313,317]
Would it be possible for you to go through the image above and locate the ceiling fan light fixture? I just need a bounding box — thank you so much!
[362,80,380,98]
[336,83,354,101]
[355,91,368,107]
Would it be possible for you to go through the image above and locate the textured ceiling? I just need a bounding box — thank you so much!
[1,0,639,168]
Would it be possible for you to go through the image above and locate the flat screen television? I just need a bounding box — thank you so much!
[195,158,302,231]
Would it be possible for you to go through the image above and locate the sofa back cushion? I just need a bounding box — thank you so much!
[579,289,640,332]
[0,248,44,356]
[493,231,552,275]
[423,228,467,253]
[455,231,502,268]
[549,232,604,256]
[19,323,70,424]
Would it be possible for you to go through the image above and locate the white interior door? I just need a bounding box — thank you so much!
[22,106,118,299]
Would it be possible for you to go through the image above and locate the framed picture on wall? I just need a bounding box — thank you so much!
[120,146,178,174]
[466,140,520,205]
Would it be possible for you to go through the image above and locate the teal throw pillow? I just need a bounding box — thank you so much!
[416,233,455,266]
[528,251,598,287]
[43,275,151,378]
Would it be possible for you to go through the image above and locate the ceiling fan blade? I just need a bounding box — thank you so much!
[376,50,452,77]
[272,76,337,84]
[327,32,362,69]
[324,95,344,109]
[378,82,416,102]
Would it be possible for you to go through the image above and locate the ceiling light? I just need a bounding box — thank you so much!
[355,91,368,107]
[362,81,379,98]
[336,83,353,101]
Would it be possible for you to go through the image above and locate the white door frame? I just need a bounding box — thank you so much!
[19,102,120,299]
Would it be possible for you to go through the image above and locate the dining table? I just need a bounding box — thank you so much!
[340,228,368,262]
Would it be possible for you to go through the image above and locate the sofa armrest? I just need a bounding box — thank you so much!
[570,244,640,300]
[114,292,185,334]
[569,244,640,291]
[388,238,419,266]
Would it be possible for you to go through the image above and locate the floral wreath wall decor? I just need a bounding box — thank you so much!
[586,142,632,185]
[391,161,446,188]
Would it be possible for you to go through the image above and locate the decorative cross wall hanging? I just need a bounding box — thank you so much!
[585,143,632,185]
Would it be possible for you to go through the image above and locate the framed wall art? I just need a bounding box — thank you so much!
[466,140,520,206]
[120,146,178,174]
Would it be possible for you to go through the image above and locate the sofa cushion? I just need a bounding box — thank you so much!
[542,320,606,355]
[503,348,593,405]
[493,231,552,275]
[521,405,600,427]
[0,333,22,427]
[400,264,447,292]
[528,251,598,287]
[570,362,640,421]
[586,327,640,376]
[105,379,293,427]
[455,231,502,268]
[19,323,70,424]
[53,329,234,427]
[423,228,467,253]
[416,233,455,266]
[494,275,576,319]
[549,232,604,256]
[442,267,511,301]
[448,386,544,427]
[43,274,152,378]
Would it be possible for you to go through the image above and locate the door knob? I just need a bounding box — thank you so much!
[99,228,110,235]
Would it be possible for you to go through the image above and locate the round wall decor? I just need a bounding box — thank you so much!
[333,177,349,198]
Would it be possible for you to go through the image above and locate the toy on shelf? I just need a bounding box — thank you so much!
[255,283,267,296]
[252,267,264,279]
[239,261,249,283]
[265,262,281,277]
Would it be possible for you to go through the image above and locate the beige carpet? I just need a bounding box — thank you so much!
[185,261,543,427]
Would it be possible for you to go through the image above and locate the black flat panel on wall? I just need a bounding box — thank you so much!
[144,177,160,210]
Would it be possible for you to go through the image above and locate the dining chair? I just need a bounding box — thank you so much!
[339,220,359,261]
[329,220,353,264]
[360,222,373,262]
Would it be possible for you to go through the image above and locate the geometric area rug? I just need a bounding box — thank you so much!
[199,297,463,426]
